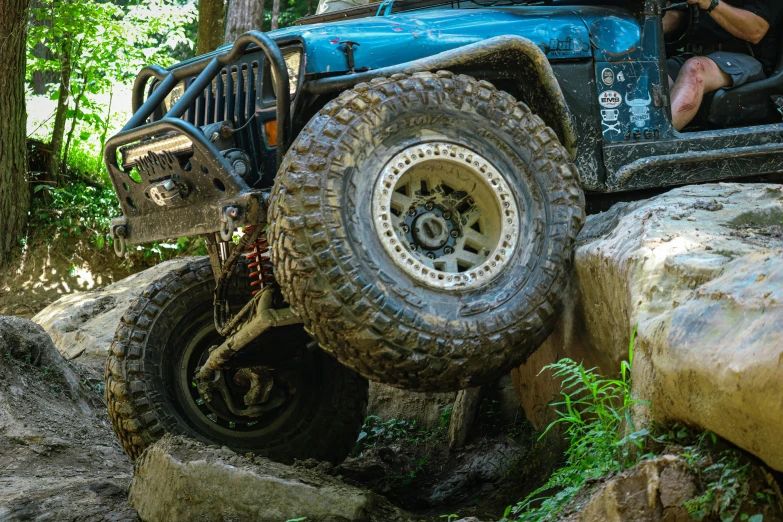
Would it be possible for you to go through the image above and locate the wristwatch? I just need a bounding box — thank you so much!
[706,0,719,14]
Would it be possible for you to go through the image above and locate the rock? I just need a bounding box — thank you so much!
[369,382,457,430]
[129,435,414,522]
[567,456,696,522]
[0,316,136,521]
[337,434,526,509]
[512,183,783,470]
[32,257,199,366]
[449,387,482,449]
[0,316,90,413]
[370,376,521,432]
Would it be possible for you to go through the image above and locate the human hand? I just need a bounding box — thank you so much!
[686,0,712,10]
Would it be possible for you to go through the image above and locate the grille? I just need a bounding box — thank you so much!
[153,59,266,182]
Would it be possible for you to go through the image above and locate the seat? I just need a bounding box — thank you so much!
[704,35,783,127]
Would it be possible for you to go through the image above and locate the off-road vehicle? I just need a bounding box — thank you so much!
[103,0,783,463]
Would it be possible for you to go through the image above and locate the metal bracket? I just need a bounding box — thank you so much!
[340,41,360,73]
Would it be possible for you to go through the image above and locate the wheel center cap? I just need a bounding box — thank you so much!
[413,213,449,250]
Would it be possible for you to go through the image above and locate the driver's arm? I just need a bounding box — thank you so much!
[663,3,687,36]
[689,0,770,44]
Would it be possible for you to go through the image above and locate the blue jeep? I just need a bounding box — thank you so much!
[103,0,783,463]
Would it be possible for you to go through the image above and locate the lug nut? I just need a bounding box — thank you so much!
[443,212,451,220]
[426,252,436,259]
[450,230,459,238]
[425,202,434,211]
[444,246,453,254]
[401,224,410,233]
[408,208,416,216]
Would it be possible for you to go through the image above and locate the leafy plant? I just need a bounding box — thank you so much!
[29,182,205,260]
[685,451,760,522]
[353,414,442,455]
[31,182,119,245]
[509,328,648,521]
[27,0,197,179]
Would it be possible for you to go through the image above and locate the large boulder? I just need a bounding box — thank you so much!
[513,183,783,470]
[32,257,198,364]
[129,435,414,522]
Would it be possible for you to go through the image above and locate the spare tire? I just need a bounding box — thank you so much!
[270,71,585,392]
[105,257,368,463]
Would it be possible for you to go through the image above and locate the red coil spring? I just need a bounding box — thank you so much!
[246,230,274,295]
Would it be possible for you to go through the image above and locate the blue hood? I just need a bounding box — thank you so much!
[267,6,641,74]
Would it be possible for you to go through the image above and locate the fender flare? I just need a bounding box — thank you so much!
[304,35,577,158]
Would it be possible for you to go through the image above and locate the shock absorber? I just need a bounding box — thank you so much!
[246,228,274,294]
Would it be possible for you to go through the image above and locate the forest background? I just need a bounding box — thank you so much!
[0,0,313,264]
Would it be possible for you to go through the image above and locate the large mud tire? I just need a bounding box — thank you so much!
[270,71,585,392]
[105,257,368,462]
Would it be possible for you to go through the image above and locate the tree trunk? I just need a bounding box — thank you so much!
[224,0,265,43]
[48,36,72,183]
[0,0,32,261]
[61,71,87,173]
[30,0,56,95]
[271,0,280,30]
[99,86,114,153]
[197,0,226,55]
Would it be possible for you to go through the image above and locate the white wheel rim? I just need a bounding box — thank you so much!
[372,142,520,291]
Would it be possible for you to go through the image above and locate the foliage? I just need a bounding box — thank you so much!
[29,182,205,259]
[506,328,782,522]
[31,182,120,245]
[26,0,197,182]
[685,452,754,521]
[353,406,452,456]
[508,329,649,521]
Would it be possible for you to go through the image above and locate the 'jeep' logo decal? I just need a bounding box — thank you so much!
[599,90,621,109]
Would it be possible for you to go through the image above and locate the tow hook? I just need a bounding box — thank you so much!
[219,206,239,241]
[111,224,128,258]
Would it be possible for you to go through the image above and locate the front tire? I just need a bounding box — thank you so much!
[270,71,585,392]
[105,258,368,463]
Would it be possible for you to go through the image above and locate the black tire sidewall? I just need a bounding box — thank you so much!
[138,262,366,463]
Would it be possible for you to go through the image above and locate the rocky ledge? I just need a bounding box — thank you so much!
[514,183,783,471]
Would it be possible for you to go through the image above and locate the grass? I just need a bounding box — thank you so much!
[505,328,646,521]
[503,328,782,522]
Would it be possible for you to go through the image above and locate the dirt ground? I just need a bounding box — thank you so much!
[0,314,545,522]
[0,318,137,521]
[0,229,159,319]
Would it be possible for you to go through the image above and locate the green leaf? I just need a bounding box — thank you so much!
[33,184,55,193]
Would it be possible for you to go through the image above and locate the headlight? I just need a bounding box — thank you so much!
[271,49,302,97]
[163,80,186,112]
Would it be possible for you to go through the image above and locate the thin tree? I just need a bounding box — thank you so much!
[271,0,280,30]
[197,0,225,55]
[224,0,265,42]
[47,35,75,183]
[0,0,33,261]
